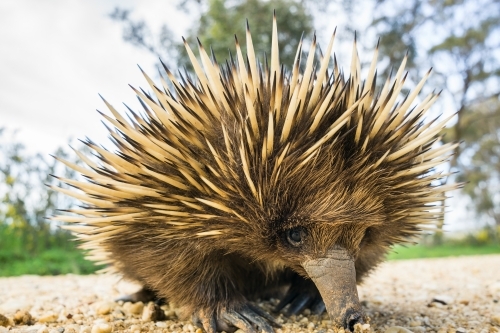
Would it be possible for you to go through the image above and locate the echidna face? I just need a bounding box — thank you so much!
[54,13,455,333]
[266,212,380,328]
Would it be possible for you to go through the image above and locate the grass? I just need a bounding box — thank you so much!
[1,243,499,277]
[0,248,102,277]
[387,243,500,260]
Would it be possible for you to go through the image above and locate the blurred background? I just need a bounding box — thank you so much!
[1,0,499,276]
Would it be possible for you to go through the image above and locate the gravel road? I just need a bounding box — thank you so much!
[1,255,499,333]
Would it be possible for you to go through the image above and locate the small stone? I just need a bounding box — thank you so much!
[195,329,203,333]
[129,325,140,331]
[79,326,91,333]
[37,327,49,333]
[455,328,466,333]
[307,322,316,330]
[384,327,413,333]
[155,322,167,328]
[412,327,425,333]
[141,303,165,322]
[489,282,500,295]
[38,313,59,324]
[164,310,177,319]
[322,320,332,326]
[91,323,112,333]
[0,314,10,327]
[96,303,113,316]
[300,317,309,323]
[353,323,370,333]
[124,302,144,315]
[111,308,125,320]
[114,321,125,331]
[492,315,500,326]
[432,295,454,305]
[14,310,33,325]
[65,324,81,333]
[183,323,195,332]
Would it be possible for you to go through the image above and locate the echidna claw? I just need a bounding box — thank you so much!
[246,304,281,328]
[194,304,279,333]
[310,299,326,315]
[275,275,325,316]
[115,286,163,304]
[196,309,217,333]
[222,310,257,333]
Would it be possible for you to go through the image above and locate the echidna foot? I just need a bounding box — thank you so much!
[275,275,325,316]
[194,304,280,333]
[115,286,166,305]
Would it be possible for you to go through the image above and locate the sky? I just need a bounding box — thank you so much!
[0,0,189,155]
[0,0,476,231]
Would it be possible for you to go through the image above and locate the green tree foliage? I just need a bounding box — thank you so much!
[457,98,500,225]
[367,0,500,226]
[0,128,71,254]
[0,128,98,275]
[110,0,313,70]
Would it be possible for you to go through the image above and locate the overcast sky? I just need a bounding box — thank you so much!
[0,0,190,155]
[0,0,475,231]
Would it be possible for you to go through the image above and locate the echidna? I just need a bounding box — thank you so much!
[53,13,457,333]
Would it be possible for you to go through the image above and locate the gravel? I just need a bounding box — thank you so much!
[1,255,499,333]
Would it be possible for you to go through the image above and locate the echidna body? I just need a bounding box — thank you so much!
[54,14,456,332]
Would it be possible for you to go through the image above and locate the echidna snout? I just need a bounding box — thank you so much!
[303,248,363,329]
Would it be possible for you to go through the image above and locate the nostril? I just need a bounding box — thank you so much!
[347,317,359,332]
[343,310,362,332]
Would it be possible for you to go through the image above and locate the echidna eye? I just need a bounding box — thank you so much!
[287,227,305,246]
[360,227,374,248]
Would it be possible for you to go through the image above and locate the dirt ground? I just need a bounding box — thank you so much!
[1,255,499,333]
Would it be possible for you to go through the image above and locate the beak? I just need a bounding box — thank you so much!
[302,247,363,331]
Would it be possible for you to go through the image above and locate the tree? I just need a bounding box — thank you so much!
[456,98,500,225]
[110,0,314,70]
[0,128,78,254]
[367,0,500,227]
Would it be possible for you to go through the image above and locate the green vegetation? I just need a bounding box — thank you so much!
[388,243,500,260]
[388,227,500,260]
[0,129,100,277]
[110,0,313,71]
[0,247,100,277]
